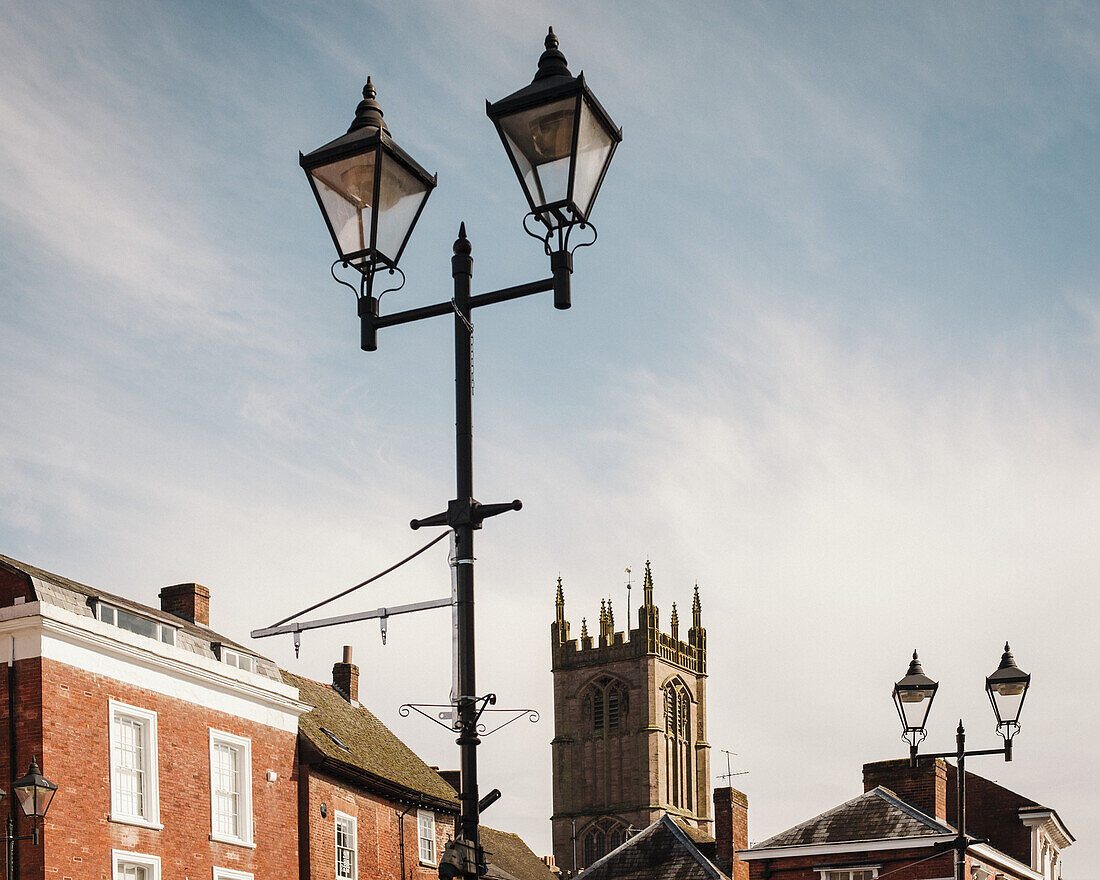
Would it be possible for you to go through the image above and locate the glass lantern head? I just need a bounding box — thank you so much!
[986,642,1031,738]
[892,650,939,747]
[12,757,57,819]
[301,78,436,276]
[487,28,621,231]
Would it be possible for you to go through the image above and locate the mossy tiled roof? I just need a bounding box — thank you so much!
[283,670,459,805]
[481,826,557,880]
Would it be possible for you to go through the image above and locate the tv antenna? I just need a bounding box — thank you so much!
[718,749,749,784]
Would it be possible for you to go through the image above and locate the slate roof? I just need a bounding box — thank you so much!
[0,553,278,679]
[577,814,728,880]
[481,826,557,880]
[752,787,954,850]
[283,670,459,806]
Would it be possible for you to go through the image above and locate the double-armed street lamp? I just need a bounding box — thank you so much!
[299,28,621,880]
[1,758,58,880]
[892,645,1032,880]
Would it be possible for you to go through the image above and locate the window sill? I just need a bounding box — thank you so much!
[209,834,257,850]
[419,861,438,869]
[109,814,164,831]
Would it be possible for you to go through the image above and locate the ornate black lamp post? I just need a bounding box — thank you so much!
[300,28,620,880]
[892,645,1032,880]
[2,757,58,880]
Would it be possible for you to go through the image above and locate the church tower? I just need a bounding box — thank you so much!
[551,563,711,874]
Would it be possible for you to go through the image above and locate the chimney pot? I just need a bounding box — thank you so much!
[332,645,359,703]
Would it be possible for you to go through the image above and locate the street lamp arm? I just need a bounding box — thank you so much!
[914,745,1008,761]
[370,276,556,332]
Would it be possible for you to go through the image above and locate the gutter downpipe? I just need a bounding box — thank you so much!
[8,636,17,880]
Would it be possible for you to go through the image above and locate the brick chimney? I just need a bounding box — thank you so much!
[863,757,948,821]
[714,787,749,880]
[159,582,210,626]
[332,645,359,703]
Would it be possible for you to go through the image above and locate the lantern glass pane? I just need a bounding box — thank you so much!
[573,97,616,216]
[990,686,1026,724]
[498,96,577,210]
[374,151,432,263]
[15,780,53,818]
[310,151,378,266]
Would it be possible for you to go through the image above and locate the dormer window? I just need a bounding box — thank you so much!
[97,602,176,646]
[220,647,255,673]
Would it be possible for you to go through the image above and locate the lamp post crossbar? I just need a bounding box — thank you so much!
[250,595,453,640]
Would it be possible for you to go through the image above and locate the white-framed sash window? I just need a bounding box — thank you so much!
[109,701,161,828]
[112,850,161,880]
[418,809,437,865]
[336,811,357,878]
[209,728,253,846]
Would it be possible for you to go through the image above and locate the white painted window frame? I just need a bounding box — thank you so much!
[418,809,437,865]
[112,849,162,880]
[208,728,254,847]
[108,700,162,829]
[818,868,880,880]
[212,869,254,880]
[336,810,358,879]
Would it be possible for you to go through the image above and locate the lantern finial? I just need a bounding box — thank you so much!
[534,27,571,81]
[349,77,388,134]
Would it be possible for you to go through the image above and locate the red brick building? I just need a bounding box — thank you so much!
[0,553,306,880]
[283,648,460,880]
[0,553,553,880]
[738,760,1073,880]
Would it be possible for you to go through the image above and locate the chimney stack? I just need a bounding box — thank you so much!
[863,758,948,821]
[714,787,749,880]
[159,582,211,627]
[332,645,359,703]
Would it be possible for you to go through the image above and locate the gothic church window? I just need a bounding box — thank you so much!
[583,677,629,737]
[582,817,628,868]
[664,679,692,810]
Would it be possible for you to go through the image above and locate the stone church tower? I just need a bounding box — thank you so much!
[550,562,711,874]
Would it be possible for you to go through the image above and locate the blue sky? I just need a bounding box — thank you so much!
[1,0,1098,870]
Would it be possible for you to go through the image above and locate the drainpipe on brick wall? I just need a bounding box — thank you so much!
[8,636,18,880]
[397,801,421,880]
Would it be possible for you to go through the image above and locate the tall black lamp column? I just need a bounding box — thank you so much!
[300,28,620,879]
[892,645,1032,880]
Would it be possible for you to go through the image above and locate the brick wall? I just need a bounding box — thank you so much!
[4,656,300,879]
[863,758,948,821]
[945,767,1031,866]
[302,768,456,880]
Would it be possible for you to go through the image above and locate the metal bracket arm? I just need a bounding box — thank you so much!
[250,595,452,639]
[373,278,554,331]
[411,498,522,531]
[917,746,1008,760]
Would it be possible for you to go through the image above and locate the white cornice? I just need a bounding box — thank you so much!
[1019,808,1074,848]
[737,834,956,860]
[970,843,1043,880]
[0,605,309,731]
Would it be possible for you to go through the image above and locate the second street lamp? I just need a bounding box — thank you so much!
[2,757,58,880]
[299,27,620,880]
[891,645,1032,880]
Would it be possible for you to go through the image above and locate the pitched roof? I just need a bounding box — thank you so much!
[577,814,727,880]
[752,787,954,850]
[283,670,459,806]
[0,553,277,679]
[481,826,557,880]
